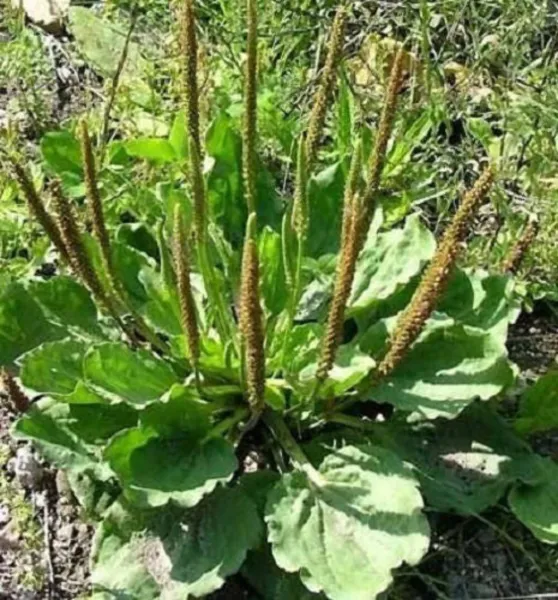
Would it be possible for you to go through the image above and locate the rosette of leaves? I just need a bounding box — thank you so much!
[3,2,553,599]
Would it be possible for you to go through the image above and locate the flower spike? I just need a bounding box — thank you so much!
[79,120,111,272]
[501,217,539,275]
[173,205,201,377]
[243,0,258,215]
[305,6,346,169]
[377,166,495,379]
[359,46,406,245]
[11,162,70,263]
[239,213,266,414]
[178,0,206,242]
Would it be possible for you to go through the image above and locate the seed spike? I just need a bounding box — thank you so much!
[243,0,258,215]
[79,120,111,272]
[359,45,406,245]
[316,191,362,384]
[1,369,30,414]
[50,180,136,343]
[173,205,201,377]
[11,161,70,263]
[178,0,206,243]
[305,6,346,169]
[239,212,265,414]
[291,135,309,238]
[51,180,106,301]
[501,218,539,275]
[377,167,495,380]
[340,141,363,249]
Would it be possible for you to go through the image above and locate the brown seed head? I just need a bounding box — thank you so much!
[172,205,201,369]
[501,218,539,275]
[305,6,346,169]
[239,213,266,412]
[11,162,70,263]
[178,0,206,243]
[51,180,107,304]
[376,167,495,379]
[359,45,406,245]
[317,192,363,382]
[291,136,309,238]
[79,120,112,271]
[243,0,258,215]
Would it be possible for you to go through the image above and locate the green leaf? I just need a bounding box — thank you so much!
[154,487,262,598]
[361,315,515,419]
[0,282,64,366]
[92,487,262,599]
[376,402,542,515]
[40,130,83,180]
[68,7,153,106]
[13,408,111,479]
[84,343,178,407]
[259,227,287,316]
[105,428,237,508]
[206,113,245,245]
[307,162,346,257]
[111,242,153,306]
[266,445,430,600]
[20,339,87,395]
[509,457,558,544]
[283,325,375,398]
[349,214,436,317]
[438,269,517,333]
[169,111,188,160]
[515,370,558,436]
[139,267,184,337]
[116,224,160,261]
[207,113,280,245]
[67,403,139,444]
[92,533,160,599]
[243,545,321,600]
[125,138,177,163]
[28,276,102,336]
[139,384,212,439]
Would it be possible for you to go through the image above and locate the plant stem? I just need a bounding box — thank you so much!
[196,240,237,353]
[263,410,319,479]
[327,412,379,431]
[279,232,305,370]
[203,408,249,442]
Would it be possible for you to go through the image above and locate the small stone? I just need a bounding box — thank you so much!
[55,470,72,499]
[15,446,43,490]
[11,0,70,34]
[0,520,20,551]
[57,523,74,543]
[0,504,10,525]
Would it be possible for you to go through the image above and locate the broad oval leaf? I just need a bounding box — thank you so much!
[28,276,102,337]
[0,282,64,366]
[509,457,558,544]
[515,370,558,436]
[13,408,111,480]
[105,428,237,508]
[92,487,262,599]
[266,445,430,600]
[20,339,88,396]
[84,343,178,406]
[360,314,515,420]
[349,214,435,317]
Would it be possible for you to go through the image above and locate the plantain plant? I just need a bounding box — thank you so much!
[2,2,558,599]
